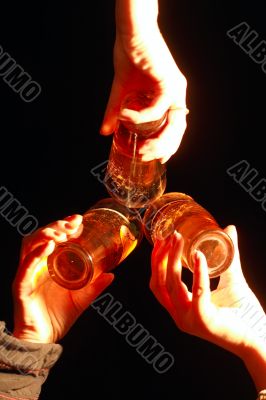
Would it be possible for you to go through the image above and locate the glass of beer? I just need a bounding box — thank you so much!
[143,192,234,278]
[47,198,143,290]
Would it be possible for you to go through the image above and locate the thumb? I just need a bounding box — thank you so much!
[218,225,246,288]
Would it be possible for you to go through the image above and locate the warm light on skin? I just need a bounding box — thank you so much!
[31,257,49,287]
[27,298,52,343]
[150,228,266,391]
[115,0,159,42]
[13,214,115,346]
[101,0,188,164]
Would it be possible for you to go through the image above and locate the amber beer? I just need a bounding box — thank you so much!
[104,91,167,209]
[47,198,143,290]
[143,192,234,278]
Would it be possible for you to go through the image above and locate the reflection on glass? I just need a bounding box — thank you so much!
[143,192,234,278]
[47,198,143,290]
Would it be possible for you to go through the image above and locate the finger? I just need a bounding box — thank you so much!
[142,108,187,154]
[139,109,188,162]
[119,93,171,125]
[40,215,83,236]
[100,80,124,135]
[151,236,172,285]
[150,237,173,310]
[74,273,115,312]
[20,215,83,263]
[192,250,211,314]
[13,240,55,297]
[166,232,191,311]
[218,225,246,288]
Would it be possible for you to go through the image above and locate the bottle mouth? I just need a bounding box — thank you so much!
[188,229,235,278]
[47,243,94,290]
[87,200,144,243]
[87,199,141,223]
[142,193,193,243]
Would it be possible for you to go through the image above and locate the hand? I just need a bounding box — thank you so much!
[12,215,114,344]
[150,225,266,358]
[100,4,188,164]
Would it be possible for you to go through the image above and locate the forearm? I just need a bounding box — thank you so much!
[115,0,159,37]
[242,340,266,393]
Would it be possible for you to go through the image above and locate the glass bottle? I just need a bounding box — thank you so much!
[104,91,167,209]
[47,198,143,290]
[143,192,234,278]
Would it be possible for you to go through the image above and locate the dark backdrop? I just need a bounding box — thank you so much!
[0,1,265,399]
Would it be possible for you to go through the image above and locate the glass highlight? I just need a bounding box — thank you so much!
[143,192,235,278]
[104,91,167,208]
[47,198,143,290]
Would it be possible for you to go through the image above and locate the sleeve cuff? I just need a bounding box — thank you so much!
[0,321,63,376]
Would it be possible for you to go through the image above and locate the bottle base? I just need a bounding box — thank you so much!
[47,242,94,290]
[187,229,235,278]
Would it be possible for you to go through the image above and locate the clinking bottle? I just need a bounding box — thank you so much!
[143,192,235,278]
[47,198,143,290]
[104,91,167,209]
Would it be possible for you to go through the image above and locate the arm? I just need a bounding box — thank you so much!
[242,342,266,395]
[0,215,114,399]
[101,0,188,164]
[150,225,266,395]
[115,0,159,38]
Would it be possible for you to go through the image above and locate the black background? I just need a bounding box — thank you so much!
[0,1,266,399]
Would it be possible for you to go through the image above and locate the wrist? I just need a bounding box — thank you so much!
[0,321,62,378]
[13,328,54,344]
[241,339,266,392]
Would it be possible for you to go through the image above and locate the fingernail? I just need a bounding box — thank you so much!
[65,215,82,225]
[54,231,65,237]
[65,215,77,222]
[193,250,200,265]
[100,128,113,135]
[54,232,67,242]
[65,222,75,229]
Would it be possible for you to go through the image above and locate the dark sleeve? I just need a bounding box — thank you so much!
[0,321,63,400]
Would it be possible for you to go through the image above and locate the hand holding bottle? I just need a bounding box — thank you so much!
[143,192,235,277]
[150,225,266,392]
[12,215,114,344]
[100,0,188,164]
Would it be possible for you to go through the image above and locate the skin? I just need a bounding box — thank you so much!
[100,0,188,164]
[11,218,266,391]
[150,225,266,392]
[12,214,114,344]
